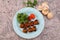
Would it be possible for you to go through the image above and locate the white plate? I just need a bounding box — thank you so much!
[13,7,44,39]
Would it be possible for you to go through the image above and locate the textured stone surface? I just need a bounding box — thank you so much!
[0,0,60,40]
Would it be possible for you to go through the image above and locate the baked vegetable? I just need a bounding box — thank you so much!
[34,20,39,25]
[31,26,36,31]
[20,23,25,28]
[28,28,33,32]
[23,28,27,33]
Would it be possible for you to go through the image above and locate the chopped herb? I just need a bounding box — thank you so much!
[17,13,28,23]
[24,0,37,7]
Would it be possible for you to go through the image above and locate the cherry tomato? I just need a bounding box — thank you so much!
[30,14,35,19]
[28,13,35,20]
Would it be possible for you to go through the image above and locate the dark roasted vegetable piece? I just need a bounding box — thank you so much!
[34,20,39,25]
[23,28,27,33]
[20,23,25,28]
[31,26,36,31]
[25,22,30,28]
[28,28,33,32]
[29,21,34,26]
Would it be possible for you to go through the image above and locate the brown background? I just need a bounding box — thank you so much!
[0,0,60,40]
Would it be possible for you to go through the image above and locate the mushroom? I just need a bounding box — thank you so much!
[47,12,53,19]
[42,9,49,16]
[42,2,49,9]
[37,5,43,11]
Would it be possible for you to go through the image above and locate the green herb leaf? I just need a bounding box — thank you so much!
[23,0,37,7]
[17,13,28,23]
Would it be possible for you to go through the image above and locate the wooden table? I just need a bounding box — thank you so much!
[0,0,60,40]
